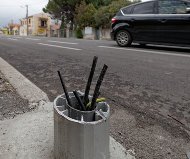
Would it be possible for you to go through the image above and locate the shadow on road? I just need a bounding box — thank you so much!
[131,44,190,54]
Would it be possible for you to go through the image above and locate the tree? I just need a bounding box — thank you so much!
[43,0,80,28]
[43,0,61,19]
[94,0,132,28]
[43,0,114,23]
[75,1,97,28]
[43,0,134,30]
[85,0,112,8]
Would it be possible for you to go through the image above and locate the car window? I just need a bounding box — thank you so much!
[122,6,133,14]
[116,10,123,16]
[159,0,190,14]
[132,1,155,14]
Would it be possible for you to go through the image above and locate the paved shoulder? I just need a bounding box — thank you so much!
[0,57,49,105]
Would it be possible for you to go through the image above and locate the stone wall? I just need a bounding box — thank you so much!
[99,28,111,40]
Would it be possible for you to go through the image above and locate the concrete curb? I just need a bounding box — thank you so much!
[0,57,49,105]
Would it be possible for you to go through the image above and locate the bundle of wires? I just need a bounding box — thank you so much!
[58,56,108,111]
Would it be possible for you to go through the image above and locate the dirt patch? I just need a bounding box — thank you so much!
[0,71,29,120]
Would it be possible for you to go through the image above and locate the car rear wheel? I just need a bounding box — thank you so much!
[116,30,132,47]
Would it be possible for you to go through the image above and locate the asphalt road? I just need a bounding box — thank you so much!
[0,35,190,159]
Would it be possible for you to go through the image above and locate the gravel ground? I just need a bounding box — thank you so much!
[0,71,29,120]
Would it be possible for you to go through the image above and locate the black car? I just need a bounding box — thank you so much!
[110,0,190,47]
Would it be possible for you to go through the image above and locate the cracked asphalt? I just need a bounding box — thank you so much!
[0,35,190,159]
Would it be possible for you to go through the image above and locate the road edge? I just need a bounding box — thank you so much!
[0,57,49,105]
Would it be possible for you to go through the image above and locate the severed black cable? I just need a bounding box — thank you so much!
[83,56,98,106]
[91,64,108,110]
[57,71,72,107]
[73,90,86,111]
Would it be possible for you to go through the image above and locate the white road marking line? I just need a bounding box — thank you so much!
[26,38,41,41]
[38,43,82,51]
[98,46,190,58]
[8,38,18,41]
[13,37,22,39]
[48,40,78,45]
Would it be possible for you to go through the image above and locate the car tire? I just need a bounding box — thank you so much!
[116,30,132,47]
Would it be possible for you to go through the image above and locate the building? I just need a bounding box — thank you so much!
[12,24,20,35]
[0,28,3,34]
[7,23,20,35]
[20,13,51,36]
[1,27,9,35]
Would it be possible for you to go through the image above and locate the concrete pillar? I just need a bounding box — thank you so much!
[54,92,110,159]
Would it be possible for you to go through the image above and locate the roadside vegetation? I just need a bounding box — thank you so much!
[43,0,140,37]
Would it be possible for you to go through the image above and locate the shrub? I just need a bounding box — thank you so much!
[94,0,132,28]
[75,28,83,38]
[75,1,97,28]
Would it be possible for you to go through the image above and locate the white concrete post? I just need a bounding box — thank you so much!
[54,92,110,159]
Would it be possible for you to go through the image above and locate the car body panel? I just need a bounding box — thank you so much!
[155,14,190,44]
[111,0,190,47]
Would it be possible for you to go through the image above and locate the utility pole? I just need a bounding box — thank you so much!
[26,5,28,36]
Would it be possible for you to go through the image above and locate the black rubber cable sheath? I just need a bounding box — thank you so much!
[73,90,86,111]
[83,56,98,106]
[58,71,72,107]
[91,64,108,110]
